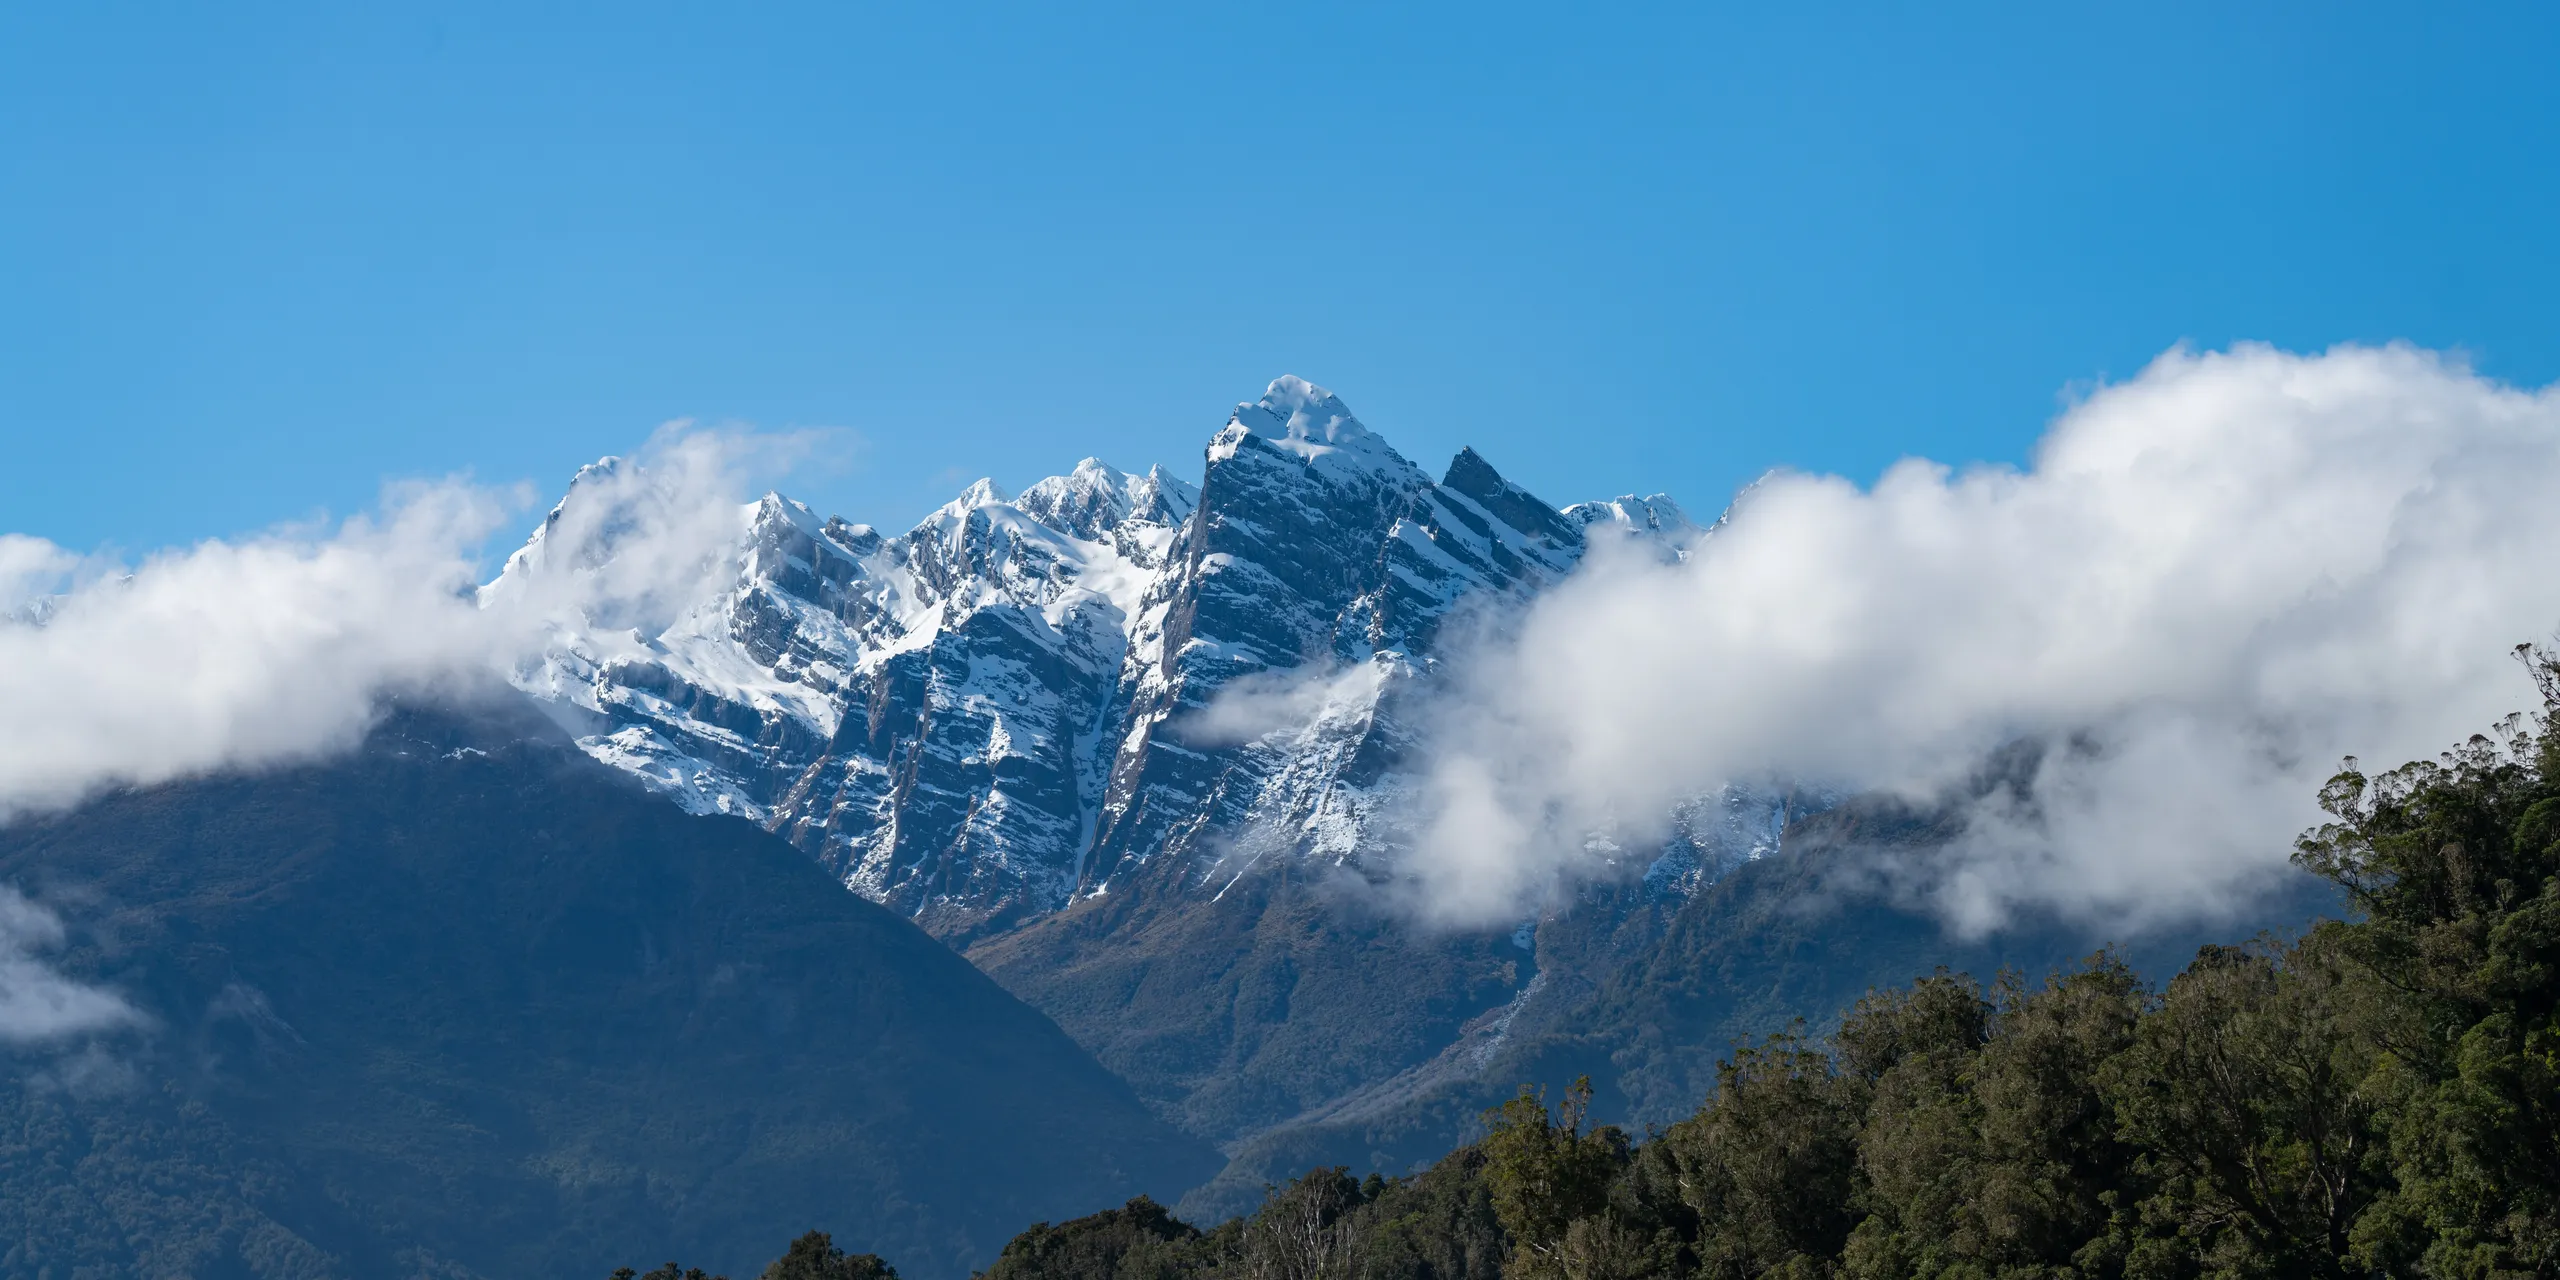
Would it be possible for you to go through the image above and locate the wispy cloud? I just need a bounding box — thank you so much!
[0,534,80,619]
[1175,661,1393,749]
[0,886,139,1045]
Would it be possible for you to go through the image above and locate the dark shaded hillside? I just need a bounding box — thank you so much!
[953,667,2560,1279]
[1562,795,2344,1132]
[966,863,1529,1142]
[1173,794,2339,1221]
[0,708,1217,1280]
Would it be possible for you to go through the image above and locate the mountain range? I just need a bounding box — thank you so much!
[481,376,2328,1221]
[493,376,1712,937]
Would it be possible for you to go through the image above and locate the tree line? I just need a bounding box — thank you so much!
[613,647,2560,1280]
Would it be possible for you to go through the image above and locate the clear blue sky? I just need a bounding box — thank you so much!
[4,3,2554,555]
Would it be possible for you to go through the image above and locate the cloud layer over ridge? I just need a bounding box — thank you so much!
[0,430,781,822]
[5,345,2558,941]
[1405,343,2560,931]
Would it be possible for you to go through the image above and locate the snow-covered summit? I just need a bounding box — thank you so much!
[1562,493,1704,559]
[1016,459,1201,542]
[496,377,1733,938]
[936,477,1009,517]
[1239,374,1367,445]
[1211,376,1414,479]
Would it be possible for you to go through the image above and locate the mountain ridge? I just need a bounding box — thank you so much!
[0,700,1217,1280]
[494,376,1713,946]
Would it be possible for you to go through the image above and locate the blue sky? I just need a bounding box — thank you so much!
[3,3,2554,555]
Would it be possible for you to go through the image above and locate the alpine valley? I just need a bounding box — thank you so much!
[479,376,2323,1225]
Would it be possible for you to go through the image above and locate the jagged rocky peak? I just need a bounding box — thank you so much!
[1563,493,1702,555]
[480,455,626,593]
[1442,446,1586,549]
[743,490,851,558]
[1015,458,1200,542]
[821,515,885,555]
[1129,465,1201,524]
[1160,380,1434,670]
[1563,492,1689,530]
[734,491,873,614]
[1234,374,1367,444]
[937,476,1010,517]
[1211,375,1414,477]
[1074,382,1612,895]
[491,376,1743,946]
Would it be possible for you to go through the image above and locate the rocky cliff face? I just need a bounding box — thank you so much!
[494,377,1806,1172]
[496,451,1200,938]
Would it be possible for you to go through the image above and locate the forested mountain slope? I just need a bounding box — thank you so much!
[1169,796,2339,1222]
[0,706,1216,1280]
[680,651,2560,1280]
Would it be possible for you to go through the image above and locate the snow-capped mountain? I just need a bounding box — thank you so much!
[468,375,1879,1204]
[492,375,1740,939]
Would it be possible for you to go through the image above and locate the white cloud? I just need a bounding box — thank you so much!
[0,427,788,822]
[1405,343,2560,932]
[0,533,78,617]
[1177,660,1394,749]
[478,424,816,635]
[0,886,138,1045]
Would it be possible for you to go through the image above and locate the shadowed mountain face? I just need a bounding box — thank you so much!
[1163,789,2344,1222]
[0,707,1217,1280]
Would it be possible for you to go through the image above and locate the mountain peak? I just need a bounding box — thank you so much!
[937,477,1009,518]
[1018,459,1156,540]
[1441,447,1581,547]
[1213,376,1417,482]
[1563,493,1703,557]
[1012,457,1197,540]
[749,490,829,540]
[1133,464,1200,525]
[1228,376,1372,455]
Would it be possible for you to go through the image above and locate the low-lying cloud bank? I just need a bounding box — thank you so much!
[1405,343,2560,932]
[0,429,780,823]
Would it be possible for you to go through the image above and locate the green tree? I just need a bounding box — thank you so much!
[2101,939,2389,1279]
[761,1231,898,1280]
[1481,1077,1633,1280]
[1840,961,2144,1280]
[1972,959,2148,1275]
[1836,973,1994,1280]
[979,1197,1203,1280]
[2295,646,2560,1277]
[1661,1034,1860,1279]
[1239,1166,1378,1280]
[1364,1147,1511,1280]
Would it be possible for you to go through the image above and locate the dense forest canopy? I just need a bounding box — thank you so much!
[629,645,2560,1280]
